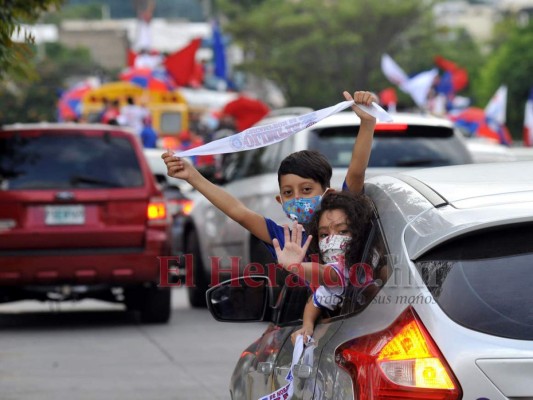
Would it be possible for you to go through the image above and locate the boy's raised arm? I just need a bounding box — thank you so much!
[161,151,272,244]
[343,90,378,194]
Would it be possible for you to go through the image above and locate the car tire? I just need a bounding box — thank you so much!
[186,230,209,308]
[139,286,172,324]
[125,285,172,324]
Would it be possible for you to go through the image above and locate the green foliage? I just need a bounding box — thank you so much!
[215,0,269,20]
[223,0,483,109]
[0,42,97,124]
[0,0,65,78]
[41,3,103,24]
[477,21,533,139]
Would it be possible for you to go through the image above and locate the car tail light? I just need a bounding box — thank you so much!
[375,123,408,131]
[147,197,168,225]
[167,198,194,217]
[335,307,461,399]
[180,199,193,215]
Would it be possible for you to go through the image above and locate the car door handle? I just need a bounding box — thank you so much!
[257,362,273,375]
[275,364,312,379]
[293,364,312,379]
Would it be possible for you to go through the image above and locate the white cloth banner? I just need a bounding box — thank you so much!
[175,100,392,157]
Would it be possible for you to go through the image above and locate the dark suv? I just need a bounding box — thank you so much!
[0,123,172,323]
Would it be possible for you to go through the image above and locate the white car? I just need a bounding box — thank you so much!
[464,137,517,163]
[178,111,474,307]
[207,160,533,399]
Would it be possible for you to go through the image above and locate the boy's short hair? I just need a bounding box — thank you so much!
[277,150,332,189]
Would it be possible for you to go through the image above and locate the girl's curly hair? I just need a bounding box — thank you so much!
[306,190,373,267]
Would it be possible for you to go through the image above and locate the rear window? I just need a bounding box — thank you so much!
[307,125,472,168]
[0,130,144,190]
[416,223,533,340]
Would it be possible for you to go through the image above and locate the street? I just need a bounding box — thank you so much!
[0,288,267,400]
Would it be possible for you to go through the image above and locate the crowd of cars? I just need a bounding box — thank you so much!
[1,109,532,396]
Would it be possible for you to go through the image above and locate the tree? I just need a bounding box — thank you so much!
[222,0,481,109]
[215,0,269,20]
[41,3,104,24]
[476,21,533,139]
[0,42,99,124]
[0,0,65,79]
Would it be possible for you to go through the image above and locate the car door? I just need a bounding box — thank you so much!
[270,313,344,399]
[245,324,294,399]
[269,218,391,400]
[247,282,313,399]
[249,276,342,400]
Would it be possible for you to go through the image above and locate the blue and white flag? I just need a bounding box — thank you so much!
[485,85,507,125]
[381,54,438,109]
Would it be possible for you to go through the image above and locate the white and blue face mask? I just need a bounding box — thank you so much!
[282,194,322,224]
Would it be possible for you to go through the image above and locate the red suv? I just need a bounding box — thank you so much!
[0,123,172,323]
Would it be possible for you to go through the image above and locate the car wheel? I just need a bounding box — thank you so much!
[139,286,172,324]
[186,230,209,308]
[125,285,172,323]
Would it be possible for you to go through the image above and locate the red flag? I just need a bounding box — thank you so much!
[164,38,202,87]
[189,62,204,88]
[222,96,270,132]
[127,49,137,68]
[434,56,468,92]
[379,87,397,106]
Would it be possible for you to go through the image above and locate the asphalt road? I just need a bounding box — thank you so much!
[0,288,267,400]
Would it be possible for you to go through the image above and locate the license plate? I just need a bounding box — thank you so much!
[45,205,85,225]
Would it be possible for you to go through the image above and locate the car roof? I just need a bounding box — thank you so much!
[401,161,533,207]
[366,161,533,259]
[312,111,455,128]
[256,110,455,129]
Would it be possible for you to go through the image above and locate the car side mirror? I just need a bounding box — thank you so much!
[206,276,272,322]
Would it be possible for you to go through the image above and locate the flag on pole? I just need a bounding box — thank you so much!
[434,56,468,94]
[485,85,507,125]
[379,87,398,112]
[164,38,202,86]
[400,69,439,109]
[381,54,408,86]
[484,85,512,145]
[524,87,533,146]
[212,21,227,81]
[381,54,438,109]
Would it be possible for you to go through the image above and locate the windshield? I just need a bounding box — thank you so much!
[416,223,533,340]
[0,131,144,190]
[307,125,473,168]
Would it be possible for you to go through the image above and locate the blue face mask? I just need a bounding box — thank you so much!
[282,194,322,224]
